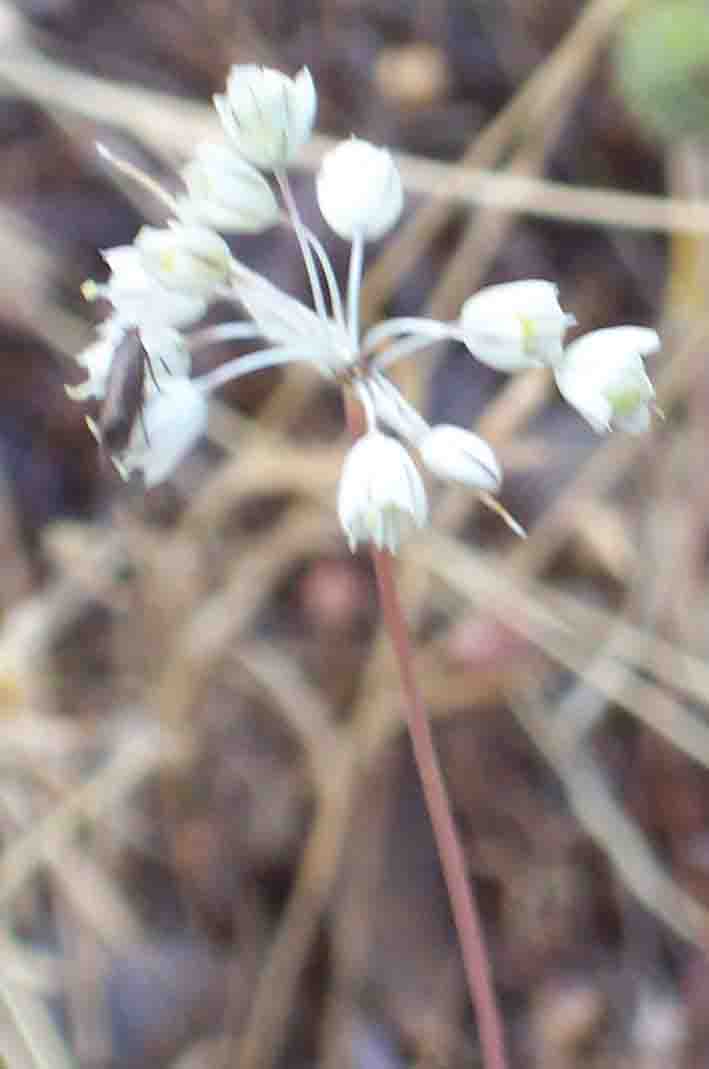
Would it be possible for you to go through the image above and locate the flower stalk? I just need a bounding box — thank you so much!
[372,547,509,1069]
[344,392,508,1069]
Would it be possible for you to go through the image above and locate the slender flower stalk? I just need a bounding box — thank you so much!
[372,547,509,1069]
[193,345,319,393]
[347,229,365,351]
[343,393,508,1069]
[369,332,444,372]
[298,224,347,329]
[362,315,456,353]
[276,169,329,323]
[188,321,265,348]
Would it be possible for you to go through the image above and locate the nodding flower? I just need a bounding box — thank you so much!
[337,432,428,555]
[459,280,575,372]
[554,326,659,434]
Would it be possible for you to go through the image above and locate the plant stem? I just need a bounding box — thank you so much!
[370,548,508,1069]
[343,390,507,1069]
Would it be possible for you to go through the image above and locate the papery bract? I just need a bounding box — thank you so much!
[233,265,353,377]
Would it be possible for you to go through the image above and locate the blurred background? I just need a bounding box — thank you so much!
[0,0,708,1066]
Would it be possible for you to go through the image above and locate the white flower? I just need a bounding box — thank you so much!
[90,246,207,329]
[337,432,427,554]
[554,326,659,433]
[316,138,403,240]
[459,280,574,372]
[176,142,280,232]
[140,327,191,385]
[135,223,232,297]
[104,377,208,488]
[67,322,190,404]
[66,319,125,401]
[418,424,502,492]
[214,65,317,171]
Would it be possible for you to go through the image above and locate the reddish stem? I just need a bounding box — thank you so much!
[343,390,508,1069]
[371,549,508,1069]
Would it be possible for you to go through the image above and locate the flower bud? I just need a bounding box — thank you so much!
[459,280,574,372]
[316,138,403,240]
[418,425,502,492]
[554,326,659,433]
[214,65,316,171]
[337,432,427,554]
[135,224,232,297]
[177,142,280,232]
[111,377,208,487]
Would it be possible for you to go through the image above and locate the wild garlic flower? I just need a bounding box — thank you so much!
[176,142,280,233]
[66,320,125,401]
[85,246,207,330]
[135,223,232,296]
[316,138,403,241]
[68,62,659,546]
[338,432,427,554]
[67,324,190,402]
[91,377,209,488]
[214,66,317,171]
[554,326,659,433]
[459,280,575,372]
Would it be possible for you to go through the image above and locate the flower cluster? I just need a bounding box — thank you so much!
[68,64,661,549]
